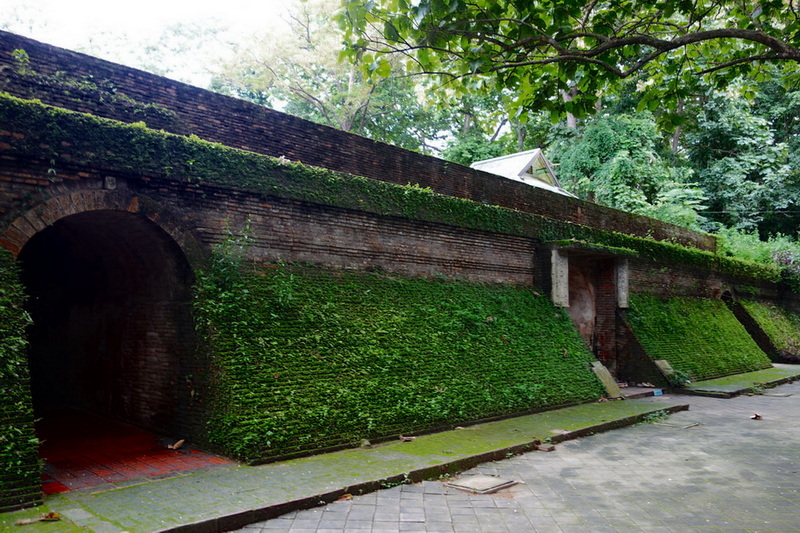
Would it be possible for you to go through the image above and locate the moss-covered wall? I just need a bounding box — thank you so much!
[193,259,605,463]
[739,300,800,363]
[0,30,716,251]
[0,249,40,512]
[0,94,781,290]
[626,294,773,382]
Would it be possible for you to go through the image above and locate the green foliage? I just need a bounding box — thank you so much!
[337,2,800,238]
[686,96,796,232]
[638,409,670,425]
[717,228,800,267]
[11,49,32,75]
[194,261,605,462]
[441,130,504,166]
[0,250,40,504]
[211,0,446,154]
[340,0,800,123]
[627,295,772,382]
[551,113,707,229]
[716,229,800,291]
[740,300,800,362]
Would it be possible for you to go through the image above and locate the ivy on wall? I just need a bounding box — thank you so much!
[740,300,800,362]
[0,249,40,512]
[0,93,786,286]
[193,255,605,463]
[0,49,184,132]
[626,294,772,382]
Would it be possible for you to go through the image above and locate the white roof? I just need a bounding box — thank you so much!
[470,149,575,197]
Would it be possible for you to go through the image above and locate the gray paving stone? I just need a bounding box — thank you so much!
[35,383,800,533]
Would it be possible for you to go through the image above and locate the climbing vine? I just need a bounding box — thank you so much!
[0,249,40,511]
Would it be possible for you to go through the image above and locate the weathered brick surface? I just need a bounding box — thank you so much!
[0,30,715,252]
[2,162,539,286]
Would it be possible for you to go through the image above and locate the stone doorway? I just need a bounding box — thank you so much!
[567,256,618,373]
[551,246,630,382]
[18,210,199,468]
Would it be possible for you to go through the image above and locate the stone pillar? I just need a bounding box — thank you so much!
[551,248,569,307]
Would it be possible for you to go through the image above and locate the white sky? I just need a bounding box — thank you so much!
[1,0,293,44]
[0,0,296,85]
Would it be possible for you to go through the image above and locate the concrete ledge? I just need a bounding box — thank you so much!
[674,364,800,399]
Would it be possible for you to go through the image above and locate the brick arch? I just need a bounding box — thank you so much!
[0,183,204,263]
[9,184,206,440]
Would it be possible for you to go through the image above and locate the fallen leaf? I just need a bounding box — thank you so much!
[15,512,60,526]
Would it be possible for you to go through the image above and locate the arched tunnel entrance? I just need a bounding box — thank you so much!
[17,209,220,491]
[20,209,195,430]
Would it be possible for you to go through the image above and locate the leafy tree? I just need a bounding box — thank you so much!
[439,90,569,165]
[551,113,706,229]
[340,0,800,122]
[438,92,512,164]
[212,0,445,153]
[685,95,797,233]
[441,130,504,166]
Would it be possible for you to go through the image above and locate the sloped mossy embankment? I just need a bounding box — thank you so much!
[627,294,772,382]
[739,300,800,363]
[194,261,605,463]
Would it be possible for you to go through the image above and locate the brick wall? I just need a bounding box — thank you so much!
[0,30,716,252]
[627,258,784,301]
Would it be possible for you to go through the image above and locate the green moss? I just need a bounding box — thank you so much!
[193,261,605,462]
[547,239,638,257]
[626,294,772,382]
[0,93,787,287]
[740,300,800,361]
[0,249,41,511]
[0,57,182,130]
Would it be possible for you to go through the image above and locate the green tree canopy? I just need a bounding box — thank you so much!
[212,0,447,153]
[551,112,706,229]
[340,0,800,121]
[686,95,798,232]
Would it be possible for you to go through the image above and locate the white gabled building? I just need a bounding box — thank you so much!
[470,148,576,197]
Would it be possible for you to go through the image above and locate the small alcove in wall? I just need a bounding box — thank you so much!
[549,243,632,381]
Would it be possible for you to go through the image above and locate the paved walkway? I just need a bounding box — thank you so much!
[238,381,800,533]
[3,367,799,533]
[2,398,685,532]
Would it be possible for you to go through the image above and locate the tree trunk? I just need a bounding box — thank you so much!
[561,87,578,128]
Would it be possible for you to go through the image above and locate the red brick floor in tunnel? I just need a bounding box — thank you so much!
[37,410,233,494]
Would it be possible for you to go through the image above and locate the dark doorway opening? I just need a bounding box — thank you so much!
[18,210,204,489]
